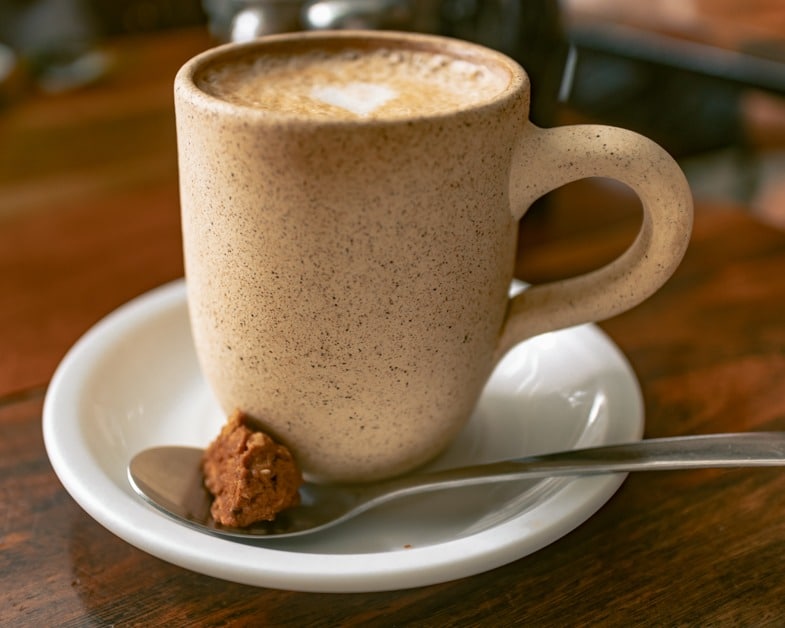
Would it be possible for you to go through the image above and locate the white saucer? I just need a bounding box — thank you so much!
[43,280,643,593]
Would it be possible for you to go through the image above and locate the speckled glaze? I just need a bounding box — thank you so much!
[175,31,693,482]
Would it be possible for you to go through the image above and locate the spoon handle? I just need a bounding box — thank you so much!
[379,432,785,496]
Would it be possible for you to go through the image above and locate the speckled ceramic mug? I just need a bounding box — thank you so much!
[175,30,692,482]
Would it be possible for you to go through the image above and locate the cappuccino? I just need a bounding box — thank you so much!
[196,46,510,120]
[177,31,692,482]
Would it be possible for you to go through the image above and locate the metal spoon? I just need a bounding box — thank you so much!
[128,432,785,539]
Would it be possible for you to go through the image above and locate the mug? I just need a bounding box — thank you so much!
[175,30,692,482]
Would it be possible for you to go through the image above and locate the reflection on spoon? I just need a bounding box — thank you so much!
[128,432,785,540]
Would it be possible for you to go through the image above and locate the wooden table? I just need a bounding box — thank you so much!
[3,28,785,625]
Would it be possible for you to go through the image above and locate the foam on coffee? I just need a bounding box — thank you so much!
[196,47,509,120]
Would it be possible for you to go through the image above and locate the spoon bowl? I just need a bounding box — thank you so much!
[128,432,785,539]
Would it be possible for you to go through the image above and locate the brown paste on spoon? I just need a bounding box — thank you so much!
[201,409,303,527]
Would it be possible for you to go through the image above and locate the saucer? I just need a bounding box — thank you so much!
[43,280,643,593]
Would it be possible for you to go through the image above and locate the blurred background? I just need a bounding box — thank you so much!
[1,0,784,227]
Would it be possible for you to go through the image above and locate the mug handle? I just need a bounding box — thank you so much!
[496,122,693,360]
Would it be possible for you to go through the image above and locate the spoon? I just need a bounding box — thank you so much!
[128,432,785,540]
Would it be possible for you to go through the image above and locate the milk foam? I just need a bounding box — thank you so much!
[310,82,397,116]
[197,47,508,119]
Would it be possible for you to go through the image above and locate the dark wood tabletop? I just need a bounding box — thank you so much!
[2,27,785,626]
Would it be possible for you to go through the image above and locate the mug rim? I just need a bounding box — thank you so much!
[175,29,529,126]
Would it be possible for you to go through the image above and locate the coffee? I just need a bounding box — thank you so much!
[176,31,692,483]
[196,46,510,120]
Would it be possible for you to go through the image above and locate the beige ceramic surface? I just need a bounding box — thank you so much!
[175,30,693,482]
